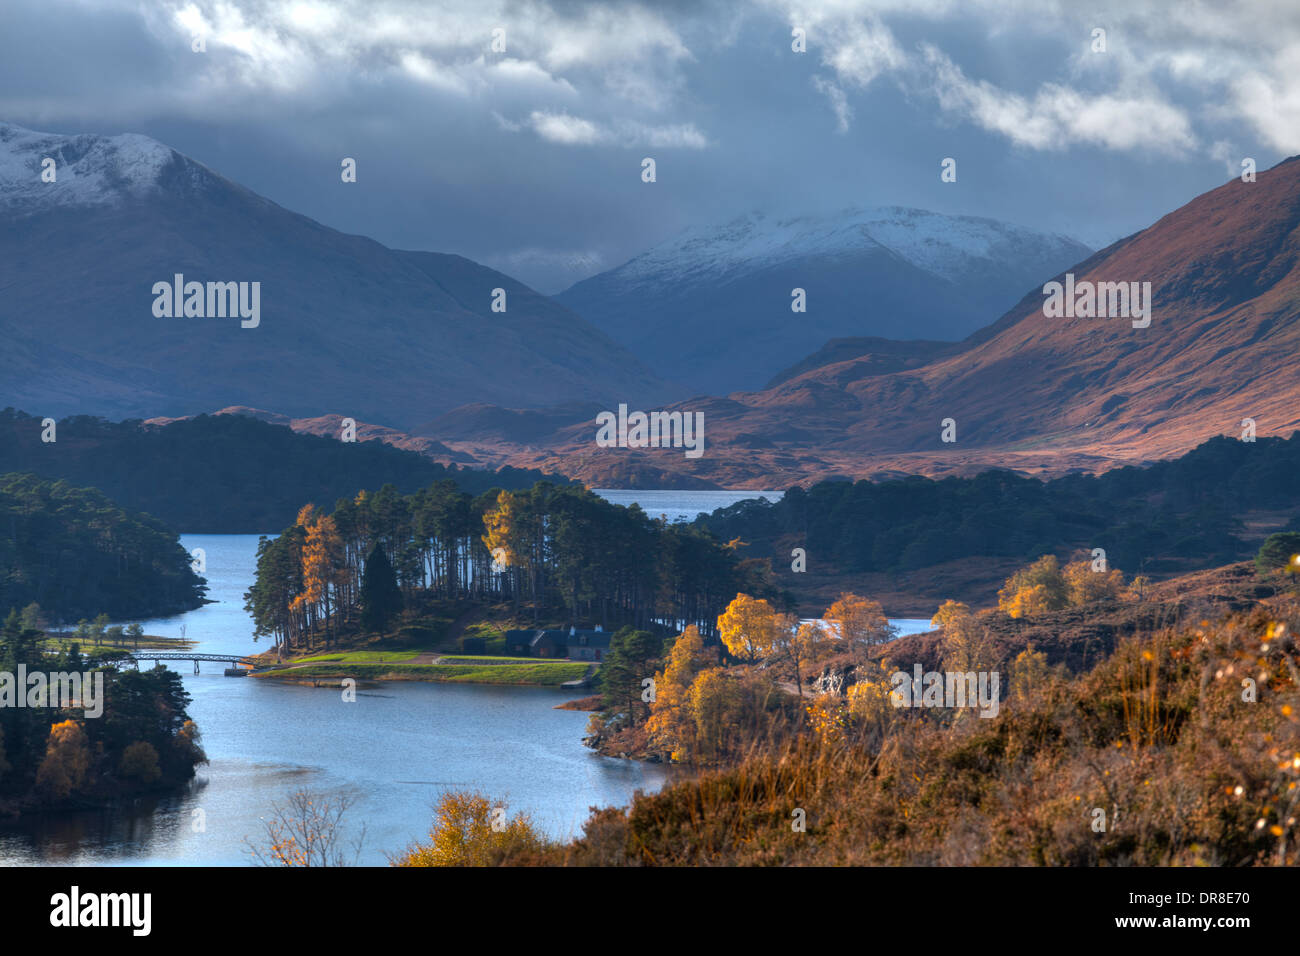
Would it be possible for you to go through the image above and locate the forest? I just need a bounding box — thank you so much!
[0,409,567,533]
[0,472,206,622]
[0,609,208,814]
[701,432,1300,576]
[243,480,776,653]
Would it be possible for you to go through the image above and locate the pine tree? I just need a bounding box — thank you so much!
[359,542,403,634]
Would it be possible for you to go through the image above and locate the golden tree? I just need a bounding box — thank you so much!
[481,490,538,611]
[796,620,833,669]
[689,668,739,759]
[777,617,821,696]
[393,791,544,866]
[997,555,1069,618]
[1009,644,1051,704]
[824,593,894,658]
[929,597,996,673]
[35,719,90,799]
[805,693,848,747]
[941,612,997,675]
[931,599,972,630]
[291,505,346,644]
[847,665,900,735]
[1063,558,1126,606]
[717,593,782,662]
[646,626,709,758]
[480,491,519,568]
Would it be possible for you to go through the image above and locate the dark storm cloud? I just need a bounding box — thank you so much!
[0,0,1294,291]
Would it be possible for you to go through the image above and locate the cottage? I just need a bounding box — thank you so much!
[564,626,611,662]
[502,629,561,657]
[501,626,610,660]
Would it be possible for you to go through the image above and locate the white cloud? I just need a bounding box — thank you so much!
[812,76,852,132]
[399,51,472,95]
[523,111,710,149]
[529,110,605,145]
[1209,139,1242,178]
[924,47,1195,154]
[490,110,522,132]
[8,0,1300,161]
[123,1,710,147]
[766,0,1300,155]
[1228,43,1300,154]
[824,18,905,88]
[489,57,577,96]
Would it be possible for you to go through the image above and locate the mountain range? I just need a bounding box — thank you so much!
[5,120,1294,494]
[555,207,1091,393]
[0,122,665,428]
[451,157,1300,487]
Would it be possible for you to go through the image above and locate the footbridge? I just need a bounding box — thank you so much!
[123,652,256,674]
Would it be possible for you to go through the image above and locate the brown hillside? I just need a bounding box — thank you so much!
[461,158,1300,487]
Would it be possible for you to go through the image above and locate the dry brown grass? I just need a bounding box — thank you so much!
[503,598,1300,866]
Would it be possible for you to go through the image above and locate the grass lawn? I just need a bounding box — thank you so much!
[260,661,589,686]
[291,650,421,664]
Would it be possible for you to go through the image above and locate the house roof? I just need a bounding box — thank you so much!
[503,628,611,649]
[564,629,611,648]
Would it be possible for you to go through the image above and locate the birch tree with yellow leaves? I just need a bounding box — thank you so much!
[717,593,783,662]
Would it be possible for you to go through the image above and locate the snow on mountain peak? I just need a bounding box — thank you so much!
[615,206,1089,286]
[0,121,181,211]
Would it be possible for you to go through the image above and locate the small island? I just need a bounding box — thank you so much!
[239,481,772,690]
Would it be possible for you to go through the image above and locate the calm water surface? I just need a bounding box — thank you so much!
[0,534,670,866]
[594,488,784,523]
[0,489,930,866]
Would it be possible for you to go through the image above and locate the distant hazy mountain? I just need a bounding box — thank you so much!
[0,122,665,429]
[555,207,1091,393]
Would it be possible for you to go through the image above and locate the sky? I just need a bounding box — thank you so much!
[1,0,1297,293]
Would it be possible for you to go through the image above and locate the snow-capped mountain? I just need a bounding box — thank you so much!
[483,159,1300,488]
[0,121,666,427]
[556,207,1091,394]
[613,207,1084,285]
[0,122,200,210]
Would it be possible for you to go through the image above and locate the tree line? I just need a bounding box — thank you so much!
[0,409,568,533]
[702,433,1300,576]
[244,480,775,652]
[0,610,207,811]
[0,472,206,622]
